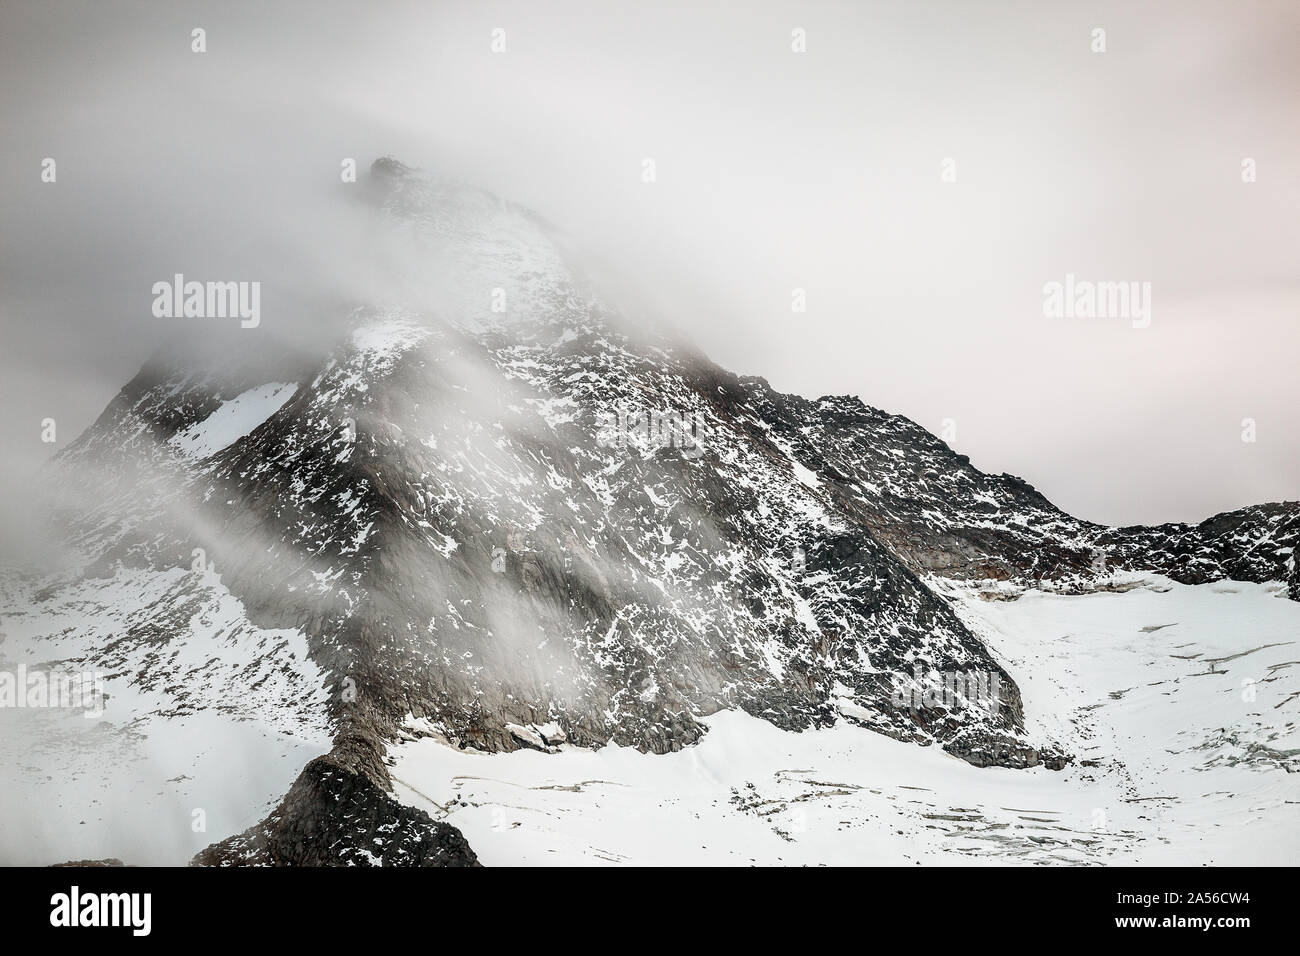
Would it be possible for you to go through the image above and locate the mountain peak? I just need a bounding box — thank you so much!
[370,155,415,181]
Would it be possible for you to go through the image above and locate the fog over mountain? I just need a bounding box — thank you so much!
[2,0,1297,555]
[0,1,1297,876]
[0,152,1294,867]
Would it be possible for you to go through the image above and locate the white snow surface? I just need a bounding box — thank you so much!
[0,565,330,865]
[389,576,1300,865]
[168,382,298,459]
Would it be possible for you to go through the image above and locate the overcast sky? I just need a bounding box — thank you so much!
[1,0,1297,533]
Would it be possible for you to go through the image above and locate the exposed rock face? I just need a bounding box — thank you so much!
[50,859,127,867]
[193,754,477,867]
[28,158,1296,865]
[749,383,1299,591]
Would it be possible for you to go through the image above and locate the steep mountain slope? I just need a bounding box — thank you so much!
[389,576,1300,865]
[4,158,1294,866]
[751,385,1299,593]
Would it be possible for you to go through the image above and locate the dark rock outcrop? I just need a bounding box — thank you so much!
[193,753,478,867]
[50,858,128,867]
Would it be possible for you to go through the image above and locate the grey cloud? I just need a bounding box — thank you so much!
[1,0,1296,547]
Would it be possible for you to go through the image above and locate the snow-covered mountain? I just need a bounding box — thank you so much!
[2,159,1295,866]
[387,574,1300,865]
